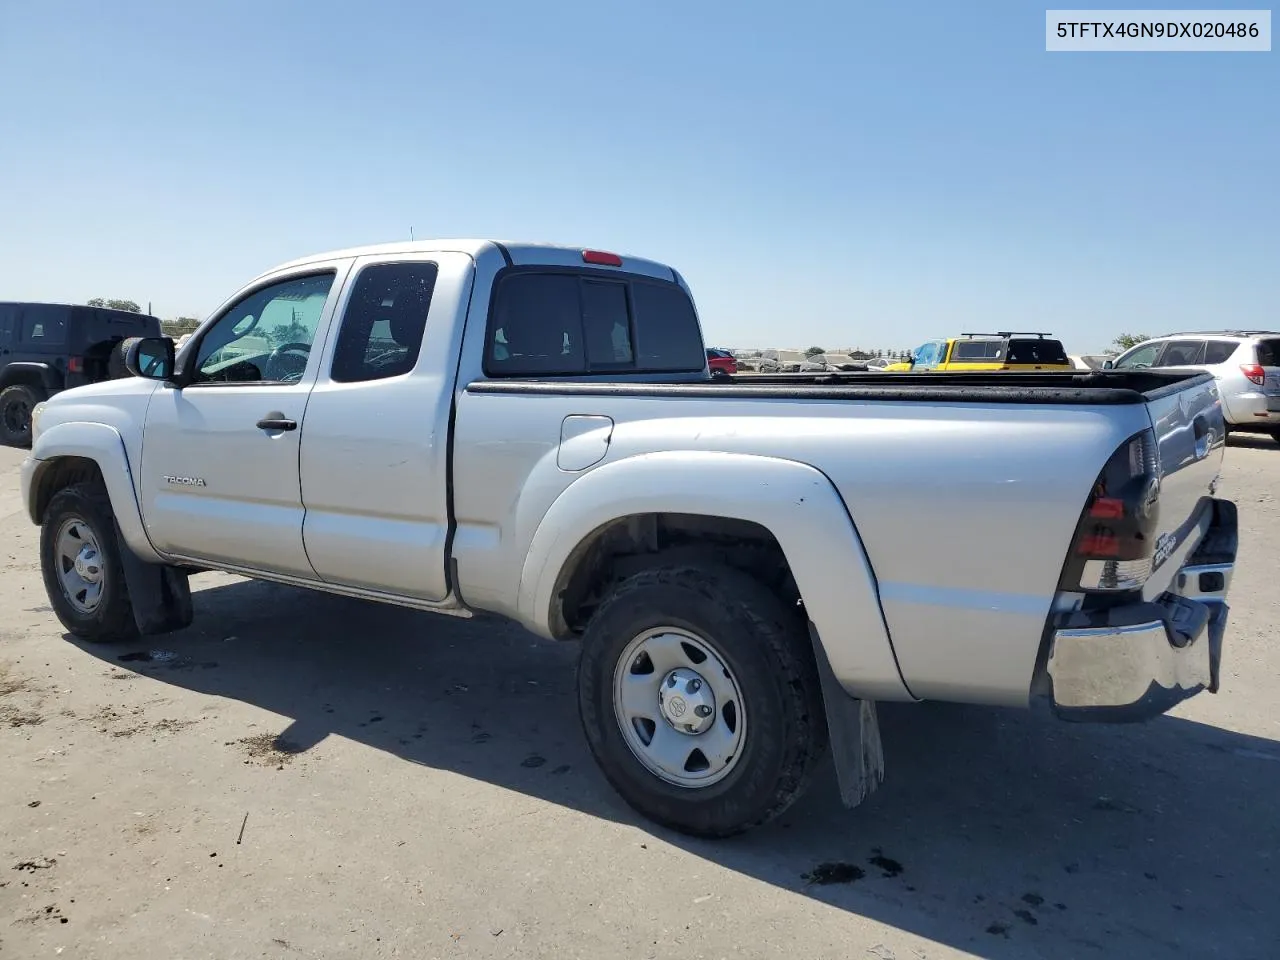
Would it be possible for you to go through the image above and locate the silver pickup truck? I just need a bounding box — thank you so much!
[20,240,1238,837]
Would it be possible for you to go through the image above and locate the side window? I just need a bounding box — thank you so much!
[193,273,334,385]
[330,262,438,383]
[951,339,1003,362]
[1156,339,1205,366]
[1203,340,1239,365]
[20,305,68,345]
[1115,342,1162,368]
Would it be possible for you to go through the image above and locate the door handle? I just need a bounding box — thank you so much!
[256,417,297,432]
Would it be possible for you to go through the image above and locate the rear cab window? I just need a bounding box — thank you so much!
[484,269,705,377]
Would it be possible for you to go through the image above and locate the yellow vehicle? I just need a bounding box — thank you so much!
[893,332,1073,372]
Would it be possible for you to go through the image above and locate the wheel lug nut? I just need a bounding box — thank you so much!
[666,675,677,688]
[687,678,701,693]
[694,705,712,718]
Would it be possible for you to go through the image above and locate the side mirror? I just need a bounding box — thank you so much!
[123,337,177,382]
[1102,358,1115,370]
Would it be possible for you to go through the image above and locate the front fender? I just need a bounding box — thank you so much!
[23,420,162,563]
[518,450,914,702]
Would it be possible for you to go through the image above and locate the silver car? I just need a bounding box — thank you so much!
[1106,330,1280,442]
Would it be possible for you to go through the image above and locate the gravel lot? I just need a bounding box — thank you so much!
[2,439,1277,960]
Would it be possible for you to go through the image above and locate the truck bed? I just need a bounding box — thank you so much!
[467,370,1214,406]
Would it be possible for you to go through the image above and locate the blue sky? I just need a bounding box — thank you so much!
[0,1,1275,353]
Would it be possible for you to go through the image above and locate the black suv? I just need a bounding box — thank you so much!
[0,302,163,446]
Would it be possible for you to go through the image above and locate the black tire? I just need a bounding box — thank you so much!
[1270,428,1280,445]
[0,383,43,447]
[577,563,828,838]
[107,340,132,380]
[40,482,138,642]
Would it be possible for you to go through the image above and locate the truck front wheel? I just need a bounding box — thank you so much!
[40,483,137,642]
[577,563,827,838]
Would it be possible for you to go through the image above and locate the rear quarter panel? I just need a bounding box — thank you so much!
[451,388,1153,706]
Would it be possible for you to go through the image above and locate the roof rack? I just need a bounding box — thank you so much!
[959,331,1055,339]
[1157,329,1280,338]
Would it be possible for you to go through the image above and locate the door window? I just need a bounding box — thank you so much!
[192,273,335,384]
[1115,342,1162,368]
[1154,339,1205,366]
[330,262,438,383]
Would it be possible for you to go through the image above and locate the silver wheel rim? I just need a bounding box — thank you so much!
[54,516,106,615]
[612,627,746,788]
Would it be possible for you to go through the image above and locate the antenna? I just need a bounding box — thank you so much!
[409,226,414,241]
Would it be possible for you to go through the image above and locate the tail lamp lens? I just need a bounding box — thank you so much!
[1241,363,1266,386]
[1068,430,1161,592]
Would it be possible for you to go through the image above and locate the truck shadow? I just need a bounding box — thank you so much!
[1226,433,1279,451]
[70,578,1278,959]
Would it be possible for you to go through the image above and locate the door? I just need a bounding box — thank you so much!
[139,266,349,576]
[298,254,472,600]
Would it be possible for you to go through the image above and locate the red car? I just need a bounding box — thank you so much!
[706,348,737,378]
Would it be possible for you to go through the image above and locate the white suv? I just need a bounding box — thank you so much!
[1106,331,1280,442]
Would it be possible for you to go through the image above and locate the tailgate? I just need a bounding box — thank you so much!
[1257,338,1280,410]
[1143,373,1226,594]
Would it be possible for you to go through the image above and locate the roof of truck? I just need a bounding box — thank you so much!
[269,239,680,282]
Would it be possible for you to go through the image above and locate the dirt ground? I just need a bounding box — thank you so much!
[1,438,1277,960]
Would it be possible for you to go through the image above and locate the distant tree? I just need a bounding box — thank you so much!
[1110,333,1150,354]
[88,297,141,313]
[266,308,311,346]
[805,345,825,357]
[161,316,201,336]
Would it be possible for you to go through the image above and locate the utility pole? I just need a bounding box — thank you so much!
[409,226,414,241]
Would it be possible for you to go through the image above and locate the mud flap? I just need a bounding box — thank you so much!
[809,622,885,808]
[113,519,194,635]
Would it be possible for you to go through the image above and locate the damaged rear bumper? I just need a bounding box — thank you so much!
[1042,499,1236,723]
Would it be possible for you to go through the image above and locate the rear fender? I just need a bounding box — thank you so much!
[25,420,161,563]
[518,450,913,702]
[2,362,62,394]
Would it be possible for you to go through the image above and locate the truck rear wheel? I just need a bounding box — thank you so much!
[577,563,827,838]
[0,384,43,447]
[40,483,137,642]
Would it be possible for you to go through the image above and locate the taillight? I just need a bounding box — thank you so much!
[1063,430,1161,592]
[582,249,623,267]
[68,356,84,374]
[1241,363,1266,386]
